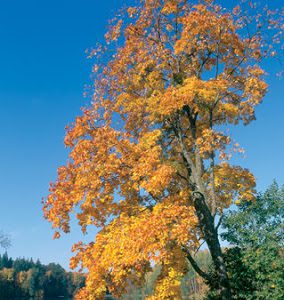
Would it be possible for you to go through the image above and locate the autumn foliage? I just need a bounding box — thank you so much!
[43,0,282,299]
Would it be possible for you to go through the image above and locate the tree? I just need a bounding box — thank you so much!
[0,252,13,269]
[209,182,284,299]
[43,1,283,298]
[43,263,68,298]
[0,231,10,250]
[0,268,16,300]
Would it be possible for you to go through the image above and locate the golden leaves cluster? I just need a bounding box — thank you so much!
[71,203,197,298]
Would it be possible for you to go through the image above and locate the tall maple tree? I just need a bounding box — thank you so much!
[43,1,282,299]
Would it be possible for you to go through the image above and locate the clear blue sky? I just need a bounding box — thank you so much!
[0,0,283,269]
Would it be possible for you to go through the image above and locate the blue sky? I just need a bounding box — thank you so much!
[0,0,283,269]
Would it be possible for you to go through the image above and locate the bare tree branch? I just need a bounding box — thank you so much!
[0,231,11,249]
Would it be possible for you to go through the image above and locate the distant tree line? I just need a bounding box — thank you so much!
[0,253,85,299]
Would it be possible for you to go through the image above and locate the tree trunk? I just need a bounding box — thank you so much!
[175,108,231,298]
[192,191,232,300]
